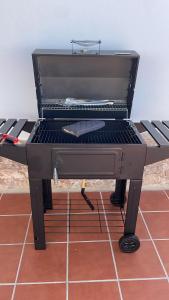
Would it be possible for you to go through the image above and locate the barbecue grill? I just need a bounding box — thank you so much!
[1,47,169,253]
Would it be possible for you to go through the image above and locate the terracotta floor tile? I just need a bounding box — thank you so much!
[140,191,169,211]
[69,192,100,200]
[69,211,108,241]
[27,218,67,243]
[113,241,165,279]
[69,192,101,213]
[51,192,68,214]
[18,244,66,282]
[69,192,109,241]
[0,194,31,214]
[69,231,108,242]
[69,192,97,213]
[101,192,116,211]
[45,214,67,242]
[143,212,169,238]
[108,212,124,241]
[0,216,29,243]
[155,240,169,275]
[69,242,116,280]
[14,284,66,300]
[135,214,149,239]
[69,282,120,300]
[69,212,106,234]
[51,202,67,214]
[52,192,68,200]
[0,245,22,283]
[109,214,149,241]
[121,280,169,300]
[0,286,13,300]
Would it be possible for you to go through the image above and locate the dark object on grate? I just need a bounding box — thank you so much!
[1,49,169,254]
[62,120,106,138]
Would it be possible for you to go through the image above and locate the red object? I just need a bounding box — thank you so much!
[2,134,19,144]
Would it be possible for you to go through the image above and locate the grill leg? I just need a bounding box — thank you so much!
[110,179,127,207]
[42,179,53,211]
[29,178,46,250]
[119,179,142,253]
[124,179,142,235]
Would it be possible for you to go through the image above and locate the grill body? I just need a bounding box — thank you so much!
[27,119,146,180]
[1,49,169,253]
[28,49,145,252]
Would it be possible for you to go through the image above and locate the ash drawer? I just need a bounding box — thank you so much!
[52,148,122,179]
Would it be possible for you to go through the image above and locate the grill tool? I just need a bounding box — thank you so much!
[81,179,95,210]
[2,134,19,144]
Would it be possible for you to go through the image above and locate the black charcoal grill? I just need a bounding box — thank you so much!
[1,46,169,253]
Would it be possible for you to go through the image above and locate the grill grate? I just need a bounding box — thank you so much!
[42,103,127,112]
[31,120,141,144]
[44,194,125,235]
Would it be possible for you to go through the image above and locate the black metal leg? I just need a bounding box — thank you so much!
[118,179,142,253]
[29,178,46,250]
[42,179,53,211]
[110,179,127,207]
[124,179,142,235]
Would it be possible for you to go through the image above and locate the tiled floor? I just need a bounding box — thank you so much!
[0,191,169,299]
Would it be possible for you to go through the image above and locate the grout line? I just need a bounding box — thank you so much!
[1,276,168,287]
[0,214,30,217]
[0,193,4,201]
[100,192,123,300]
[152,238,169,241]
[163,190,169,201]
[69,279,120,283]
[69,238,151,243]
[69,239,111,244]
[141,210,169,213]
[0,281,66,286]
[139,208,169,282]
[45,211,122,216]
[10,214,32,300]
[69,276,167,283]
[119,277,167,282]
[1,210,169,217]
[0,238,160,247]
[0,243,24,246]
[66,192,69,300]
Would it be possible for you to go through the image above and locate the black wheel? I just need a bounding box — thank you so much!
[110,192,121,207]
[119,234,140,253]
[110,193,126,207]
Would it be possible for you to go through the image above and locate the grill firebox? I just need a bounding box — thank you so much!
[31,120,142,144]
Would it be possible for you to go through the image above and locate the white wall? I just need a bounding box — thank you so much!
[0,0,169,121]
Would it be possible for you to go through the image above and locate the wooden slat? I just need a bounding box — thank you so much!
[141,120,169,146]
[0,119,5,127]
[152,121,169,141]
[9,119,27,138]
[0,119,17,134]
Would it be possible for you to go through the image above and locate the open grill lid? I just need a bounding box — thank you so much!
[32,49,139,119]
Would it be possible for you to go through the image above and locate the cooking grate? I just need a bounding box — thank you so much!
[44,194,125,235]
[31,120,141,144]
[42,103,127,112]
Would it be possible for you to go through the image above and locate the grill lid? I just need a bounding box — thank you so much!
[32,49,139,119]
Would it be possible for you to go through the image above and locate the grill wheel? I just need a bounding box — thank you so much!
[119,234,140,253]
[110,192,127,208]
